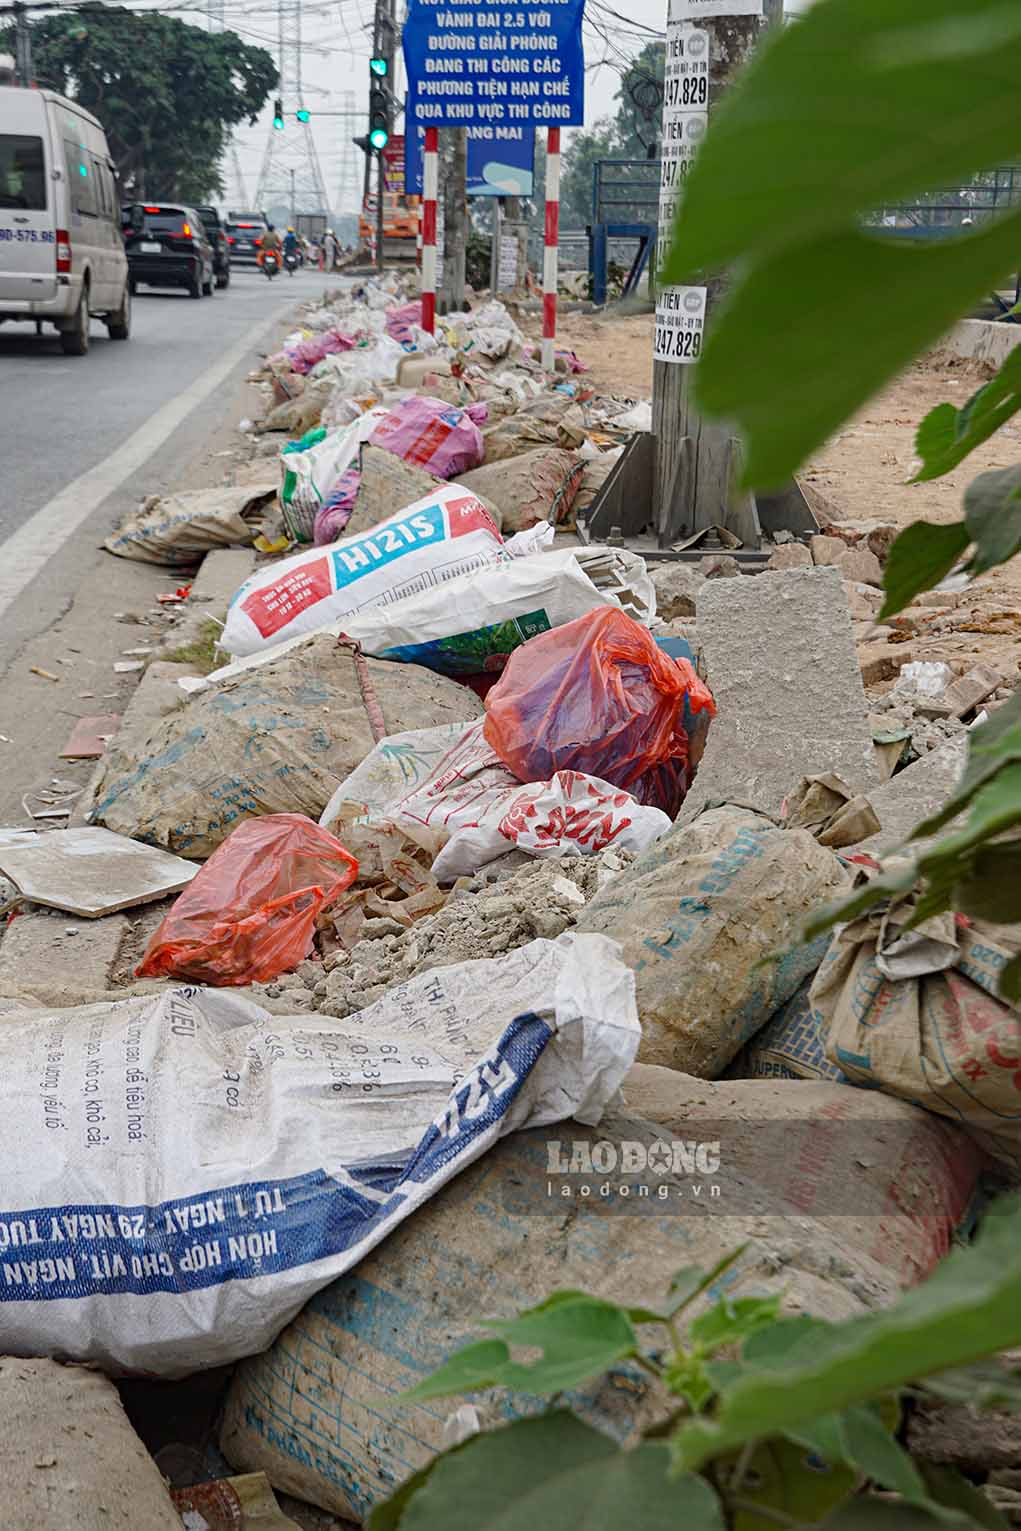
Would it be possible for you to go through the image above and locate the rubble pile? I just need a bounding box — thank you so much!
[1,272,1019,1528]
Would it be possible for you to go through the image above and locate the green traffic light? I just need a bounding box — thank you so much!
[369,56,388,76]
[369,126,389,150]
[272,97,284,130]
[296,108,310,123]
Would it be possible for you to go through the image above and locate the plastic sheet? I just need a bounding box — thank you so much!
[137,813,358,985]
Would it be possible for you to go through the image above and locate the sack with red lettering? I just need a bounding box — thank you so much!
[220,485,506,658]
[391,719,671,881]
[812,877,1021,1169]
[368,395,487,479]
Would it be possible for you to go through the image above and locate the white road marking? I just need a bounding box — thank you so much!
[0,301,294,624]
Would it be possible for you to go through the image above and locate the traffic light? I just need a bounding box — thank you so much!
[368,83,389,151]
[369,55,388,77]
[272,98,284,130]
[353,133,373,156]
[296,107,311,123]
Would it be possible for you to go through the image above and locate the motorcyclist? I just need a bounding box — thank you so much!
[259,224,283,270]
[283,227,299,261]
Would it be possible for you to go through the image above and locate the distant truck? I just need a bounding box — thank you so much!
[295,213,327,244]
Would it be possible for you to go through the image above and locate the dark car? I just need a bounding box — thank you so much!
[196,205,231,289]
[224,218,267,266]
[120,202,216,299]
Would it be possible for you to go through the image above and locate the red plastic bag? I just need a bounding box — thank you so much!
[136,814,358,986]
[483,607,716,817]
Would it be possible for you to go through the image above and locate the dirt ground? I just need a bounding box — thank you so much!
[540,304,1021,685]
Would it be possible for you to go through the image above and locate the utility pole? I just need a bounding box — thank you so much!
[441,128,467,311]
[13,2,33,88]
[489,196,501,293]
[289,168,296,223]
[651,0,781,543]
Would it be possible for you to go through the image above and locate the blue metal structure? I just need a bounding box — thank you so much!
[589,157,660,305]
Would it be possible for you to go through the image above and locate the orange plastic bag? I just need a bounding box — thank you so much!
[483,606,716,817]
[137,813,358,986]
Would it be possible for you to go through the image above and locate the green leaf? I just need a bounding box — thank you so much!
[920,1466,1011,1531]
[1001,952,1021,1003]
[400,1341,511,1404]
[368,1461,440,1531]
[953,840,1021,923]
[964,466,1021,575]
[743,1318,829,1366]
[839,1406,927,1501]
[670,1196,1021,1473]
[665,0,1021,277]
[879,521,971,620]
[914,353,1021,481]
[803,861,919,943]
[668,1246,749,1315]
[820,1499,983,1531]
[689,1295,783,1357]
[918,1362,1021,1411]
[688,218,1021,489]
[480,1296,639,1395]
[664,1352,717,1413]
[913,690,1021,838]
[387,1412,726,1531]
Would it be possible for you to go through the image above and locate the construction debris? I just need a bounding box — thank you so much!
[0,825,197,917]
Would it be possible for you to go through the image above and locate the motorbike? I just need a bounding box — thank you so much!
[262,250,279,280]
[284,249,299,277]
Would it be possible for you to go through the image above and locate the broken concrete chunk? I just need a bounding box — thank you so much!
[916,662,1002,720]
[834,546,884,587]
[859,641,916,687]
[810,534,846,566]
[682,565,880,823]
[767,542,812,571]
[649,560,705,620]
[852,739,967,856]
[700,553,741,579]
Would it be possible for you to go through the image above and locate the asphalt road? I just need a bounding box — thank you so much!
[0,263,331,542]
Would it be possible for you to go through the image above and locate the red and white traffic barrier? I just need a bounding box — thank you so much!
[542,126,560,371]
[421,126,438,335]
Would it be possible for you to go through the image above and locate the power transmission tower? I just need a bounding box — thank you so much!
[255,0,330,216]
[207,0,250,207]
[334,90,359,217]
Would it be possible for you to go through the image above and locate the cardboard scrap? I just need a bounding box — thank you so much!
[0,826,197,918]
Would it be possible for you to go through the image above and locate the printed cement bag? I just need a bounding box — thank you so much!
[813,897,1021,1168]
[93,635,481,858]
[394,720,671,881]
[339,549,620,677]
[0,1358,182,1529]
[0,937,638,1376]
[576,806,850,1075]
[221,486,507,659]
[726,979,850,1084]
[221,1075,933,1521]
[104,484,277,566]
[368,396,486,479]
[279,409,388,541]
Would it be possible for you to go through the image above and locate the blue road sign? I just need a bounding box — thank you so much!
[405,124,535,197]
[403,0,585,134]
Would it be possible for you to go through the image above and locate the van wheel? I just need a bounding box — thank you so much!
[106,282,131,341]
[60,287,90,356]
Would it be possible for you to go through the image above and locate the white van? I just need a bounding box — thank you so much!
[0,85,130,355]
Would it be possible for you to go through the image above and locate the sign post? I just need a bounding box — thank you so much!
[402,0,584,333]
[542,128,561,371]
[421,126,439,334]
[651,0,780,541]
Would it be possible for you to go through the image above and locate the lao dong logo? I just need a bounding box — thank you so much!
[545,1137,722,1203]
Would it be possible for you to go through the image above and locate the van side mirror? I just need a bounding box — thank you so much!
[130,203,144,233]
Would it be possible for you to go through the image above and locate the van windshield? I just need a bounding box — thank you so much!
[0,134,46,211]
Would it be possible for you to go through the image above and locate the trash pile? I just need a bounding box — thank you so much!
[1,276,1019,1527]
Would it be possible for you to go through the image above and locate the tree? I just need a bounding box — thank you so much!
[5,7,278,201]
[557,43,665,230]
[615,40,666,159]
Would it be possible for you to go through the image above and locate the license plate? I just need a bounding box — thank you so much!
[139,241,161,253]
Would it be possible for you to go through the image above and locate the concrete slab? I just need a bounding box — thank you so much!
[0,909,129,1005]
[59,713,121,760]
[852,739,967,857]
[942,319,1021,369]
[0,826,197,917]
[679,566,880,824]
[189,548,258,608]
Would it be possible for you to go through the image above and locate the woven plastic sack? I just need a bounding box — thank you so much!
[137,814,358,986]
[484,606,716,816]
[369,395,486,479]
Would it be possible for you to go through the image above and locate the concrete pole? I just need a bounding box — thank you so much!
[651,0,782,544]
[441,128,467,312]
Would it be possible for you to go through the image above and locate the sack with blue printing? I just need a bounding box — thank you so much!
[220,484,507,659]
[0,933,636,1376]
